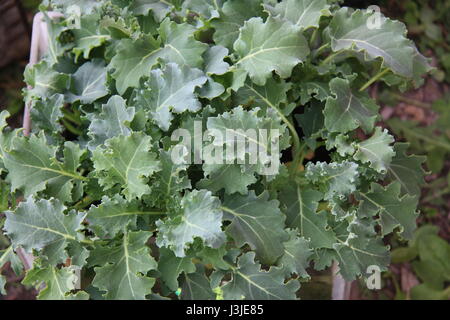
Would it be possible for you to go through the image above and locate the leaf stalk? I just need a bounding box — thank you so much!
[359,68,390,91]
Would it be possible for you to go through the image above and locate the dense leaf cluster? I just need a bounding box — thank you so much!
[0,0,430,300]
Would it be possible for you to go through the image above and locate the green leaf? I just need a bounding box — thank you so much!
[67,242,90,268]
[198,106,288,194]
[198,164,258,195]
[298,81,330,104]
[197,77,225,99]
[353,127,395,174]
[328,8,429,79]
[196,245,230,270]
[0,181,9,212]
[72,14,110,61]
[0,111,13,167]
[134,63,207,131]
[0,0,429,300]
[23,266,86,300]
[180,265,215,300]
[387,118,450,154]
[218,68,248,95]
[203,45,229,75]
[49,0,101,15]
[222,252,299,300]
[324,132,354,156]
[413,234,450,288]
[324,77,379,133]
[0,246,22,276]
[87,195,144,238]
[110,19,207,94]
[110,35,161,95]
[157,18,208,68]
[87,95,135,150]
[158,247,195,291]
[4,197,85,264]
[390,246,417,264]
[0,276,5,295]
[411,284,450,300]
[24,60,69,101]
[211,0,264,50]
[433,99,450,128]
[156,190,225,257]
[43,13,70,65]
[30,94,64,135]
[3,134,87,201]
[182,0,224,20]
[305,161,359,201]
[333,219,390,280]
[222,191,288,264]
[357,182,418,239]
[235,77,292,115]
[295,103,324,140]
[93,132,160,200]
[386,143,426,197]
[279,185,336,248]
[131,0,175,21]
[278,230,312,278]
[89,231,157,300]
[66,59,109,104]
[264,0,330,29]
[202,105,289,173]
[148,149,191,207]
[234,17,309,86]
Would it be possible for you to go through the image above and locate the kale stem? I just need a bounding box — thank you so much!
[388,272,403,298]
[62,118,82,136]
[279,113,302,174]
[74,196,94,210]
[0,246,13,256]
[314,43,330,58]
[74,194,166,215]
[321,50,343,65]
[134,211,166,216]
[73,107,81,117]
[80,239,95,245]
[359,68,390,91]
[62,109,81,125]
[391,93,432,109]
[291,142,306,173]
[309,29,319,47]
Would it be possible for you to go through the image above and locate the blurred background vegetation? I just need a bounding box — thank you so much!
[0,0,449,300]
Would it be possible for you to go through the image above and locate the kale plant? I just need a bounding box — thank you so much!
[0,0,430,300]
